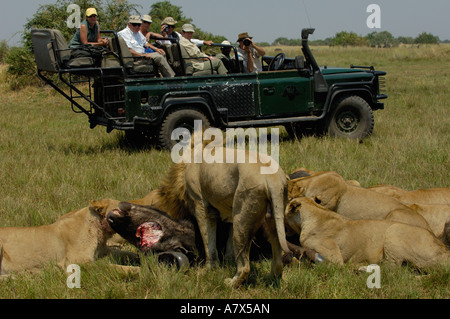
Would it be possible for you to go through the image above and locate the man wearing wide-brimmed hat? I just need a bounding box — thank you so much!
[237,32,265,73]
[118,15,175,77]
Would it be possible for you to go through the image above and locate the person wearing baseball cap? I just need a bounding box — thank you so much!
[139,15,166,56]
[180,24,227,75]
[237,32,265,73]
[117,15,175,77]
[158,17,212,47]
[69,8,109,48]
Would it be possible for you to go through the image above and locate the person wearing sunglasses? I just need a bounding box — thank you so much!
[118,15,175,77]
[69,8,109,48]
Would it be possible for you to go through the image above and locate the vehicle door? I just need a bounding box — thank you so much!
[257,69,313,116]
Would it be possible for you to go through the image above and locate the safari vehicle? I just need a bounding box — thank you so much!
[31,28,387,149]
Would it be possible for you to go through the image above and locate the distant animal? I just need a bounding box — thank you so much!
[285,197,450,267]
[0,199,138,277]
[288,171,432,232]
[147,146,290,288]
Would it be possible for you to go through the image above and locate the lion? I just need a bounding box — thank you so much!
[285,197,449,267]
[0,199,139,277]
[147,146,290,288]
[406,203,450,247]
[369,185,450,205]
[288,171,432,232]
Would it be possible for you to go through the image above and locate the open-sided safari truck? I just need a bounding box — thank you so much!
[31,28,387,149]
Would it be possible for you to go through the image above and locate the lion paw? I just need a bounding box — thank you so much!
[224,277,242,288]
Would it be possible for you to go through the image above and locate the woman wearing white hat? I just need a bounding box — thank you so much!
[69,8,109,48]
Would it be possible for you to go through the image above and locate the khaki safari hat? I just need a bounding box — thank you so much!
[128,15,142,24]
[86,8,98,17]
[141,15,152,23]
[182,24,195,33]
[161,17,177,26]
[237,32,253,42]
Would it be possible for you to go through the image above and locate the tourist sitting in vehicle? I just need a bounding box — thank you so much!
[158,17,213,47]
[68,8,109,48]
[237,32,265,73]
[118,15,175,78]
[139,14,167,56]
[179,24,227,75]
[216,40,241,73]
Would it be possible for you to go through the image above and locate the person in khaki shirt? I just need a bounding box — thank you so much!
[179,24,227,75]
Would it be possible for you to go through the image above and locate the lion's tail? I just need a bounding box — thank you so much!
[268,177,290,254]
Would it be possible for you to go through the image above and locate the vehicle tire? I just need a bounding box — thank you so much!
[159,108,211,150]
[326,95,374,140]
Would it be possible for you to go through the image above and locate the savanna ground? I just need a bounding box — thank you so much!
[0,44,449,300]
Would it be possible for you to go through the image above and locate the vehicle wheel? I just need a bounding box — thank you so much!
[326,95,374,140]
[159,108,211,150]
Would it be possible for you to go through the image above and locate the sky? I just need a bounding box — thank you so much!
[2,0,450,46]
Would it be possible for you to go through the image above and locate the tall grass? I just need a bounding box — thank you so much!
[0,45,449,299]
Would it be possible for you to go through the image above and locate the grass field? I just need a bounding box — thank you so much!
[0,44,449,300]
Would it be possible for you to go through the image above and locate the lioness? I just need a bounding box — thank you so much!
[285,197,450,267]
[406,203,450,247]
[148,147,290,288]
[369,185,450,206]
[0,199,137,277]
[288,171,432,231]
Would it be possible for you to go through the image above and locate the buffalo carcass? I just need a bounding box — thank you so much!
[107,202,196,269]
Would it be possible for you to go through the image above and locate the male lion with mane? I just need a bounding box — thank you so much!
[148,145,290,288]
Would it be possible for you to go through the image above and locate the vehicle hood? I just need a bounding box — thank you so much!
[320,67,367,75]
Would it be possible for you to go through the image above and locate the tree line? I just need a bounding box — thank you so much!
[0,0,446,89]
[271,30,443,47]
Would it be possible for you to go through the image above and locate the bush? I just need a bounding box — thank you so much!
[4,46,38,90]
[415,32,440,44]
[0,40,9,63]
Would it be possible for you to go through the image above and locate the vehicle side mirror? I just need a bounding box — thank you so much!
[295,55,304,69]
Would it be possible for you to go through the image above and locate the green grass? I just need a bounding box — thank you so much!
[0,45,449,299]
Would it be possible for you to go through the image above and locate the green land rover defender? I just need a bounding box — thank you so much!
[31,28,387,149]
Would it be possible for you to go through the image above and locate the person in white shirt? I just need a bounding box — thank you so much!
[179,24,227,75]
[237,32,265,73]
[118,15,175,77]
